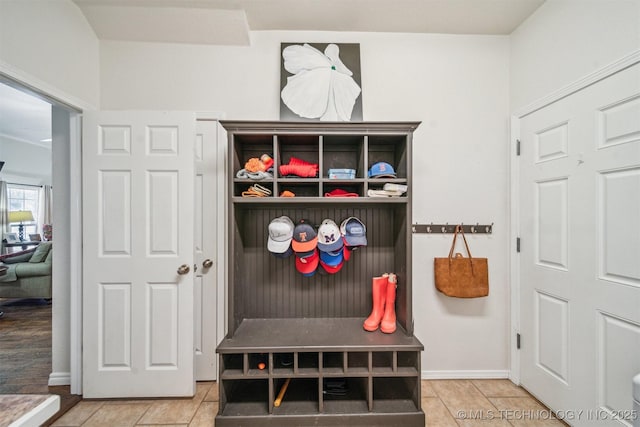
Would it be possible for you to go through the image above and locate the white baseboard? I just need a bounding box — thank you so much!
[48,371,71,386]
[422,370,510,379]
[11,395,60,427]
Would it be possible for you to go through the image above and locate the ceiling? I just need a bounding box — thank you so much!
[0,0,545,146]
[74,0,546,45]
[0,82,51,148]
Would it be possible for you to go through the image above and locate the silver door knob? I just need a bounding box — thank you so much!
[202,259,213,269]
[177,264,190,275]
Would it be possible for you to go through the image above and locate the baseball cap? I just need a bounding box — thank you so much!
[319,248,343,266]
[340,217,367,247]
[320,259,344,274]
[267,216,294,253]
[317,219,344,253]
[272,246,293,259]
[343,245,352,261]
[368,162,396,178]
[295,249,319,274]
[291,219,318,253]
[324,188,359,197]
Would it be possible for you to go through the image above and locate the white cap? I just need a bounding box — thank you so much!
[267,216,294,253]
[317,219,344,253]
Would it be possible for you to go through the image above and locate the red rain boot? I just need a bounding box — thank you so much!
[363,274,389,332]
[380,273,397,334]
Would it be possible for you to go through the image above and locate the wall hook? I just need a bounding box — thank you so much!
[412,222,494,234]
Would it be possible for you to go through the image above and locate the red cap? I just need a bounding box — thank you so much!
[295,249,319,274]
[320,259,343,274]
[343,245,352,261]
[324,188,359,197]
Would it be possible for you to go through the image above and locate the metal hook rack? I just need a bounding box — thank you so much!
[412,222,493,234]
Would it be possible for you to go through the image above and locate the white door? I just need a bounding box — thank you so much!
[194,119,219,380]
[518,63,640,424]
[82,111,196,398]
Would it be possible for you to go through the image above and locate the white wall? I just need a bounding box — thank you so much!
[101,31,511,376]
[510,0,640,111]
[0,0,99,109]
[0,137,52,186]
[0,0,96,389]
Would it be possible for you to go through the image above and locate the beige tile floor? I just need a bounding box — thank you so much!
[51,379,565,426]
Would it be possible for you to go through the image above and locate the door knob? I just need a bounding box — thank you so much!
[202,259,213,269]
[177,264,190,275]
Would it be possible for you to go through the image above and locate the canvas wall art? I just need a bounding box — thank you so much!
[280,42,363,121]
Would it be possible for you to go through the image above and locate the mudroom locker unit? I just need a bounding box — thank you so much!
[216,121,424,426]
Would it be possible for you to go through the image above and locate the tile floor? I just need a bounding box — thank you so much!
[50,379,565,426]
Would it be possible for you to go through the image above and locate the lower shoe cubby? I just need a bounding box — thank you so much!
[272,352,295,374]
[372,377,420,413]
[346,352,369,374]
[220,354,243,376]
[297,352,319,374]
[397,351,420,375]
[272,378,319,414]
[220,379,269,416]
[322,377,369,414]
[321,351,344,375]
[372,351,394,374]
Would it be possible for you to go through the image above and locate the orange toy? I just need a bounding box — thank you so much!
[244,157,265,172]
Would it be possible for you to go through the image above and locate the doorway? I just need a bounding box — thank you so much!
[0,81,53,393]
[0,75,83,397]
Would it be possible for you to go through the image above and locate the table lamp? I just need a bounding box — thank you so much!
[8,210,34,241]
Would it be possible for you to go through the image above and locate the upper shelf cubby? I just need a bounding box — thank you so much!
[226,121,419,200]
[322,134,365,179]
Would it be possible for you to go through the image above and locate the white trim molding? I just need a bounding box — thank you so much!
[509,116,521,386]
[422,370,510,380]
[48,371,71,386]
[69,113,83,395]
[9,395,60,427]
[0,60,95,112]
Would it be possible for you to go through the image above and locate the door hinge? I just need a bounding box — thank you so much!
[516,139,521,156]
[517,333,521,349]
[516,237,521,253]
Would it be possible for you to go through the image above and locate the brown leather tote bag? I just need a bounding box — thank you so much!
[434,226,489,298]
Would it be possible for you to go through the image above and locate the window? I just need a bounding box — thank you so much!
[7,184,39,237]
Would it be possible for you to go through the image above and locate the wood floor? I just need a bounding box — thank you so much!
[0,298,80,425]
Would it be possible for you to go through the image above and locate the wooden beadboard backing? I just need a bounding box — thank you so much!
[232,205,408,328]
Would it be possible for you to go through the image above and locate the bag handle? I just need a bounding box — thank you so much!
[448,225,473,259]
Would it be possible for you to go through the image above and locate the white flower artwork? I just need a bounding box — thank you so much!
[280,43,362,121]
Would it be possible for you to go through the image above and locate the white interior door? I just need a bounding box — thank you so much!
[194,119,219,380]
[82,111,195,398]
[518,63,640,424]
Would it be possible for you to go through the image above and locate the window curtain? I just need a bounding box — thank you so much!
[0,181,8,236]
[38,184,53,240]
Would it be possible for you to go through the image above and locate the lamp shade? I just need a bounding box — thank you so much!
[8,210,34,223]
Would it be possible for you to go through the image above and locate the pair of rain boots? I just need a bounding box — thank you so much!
[363,273,397,334]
